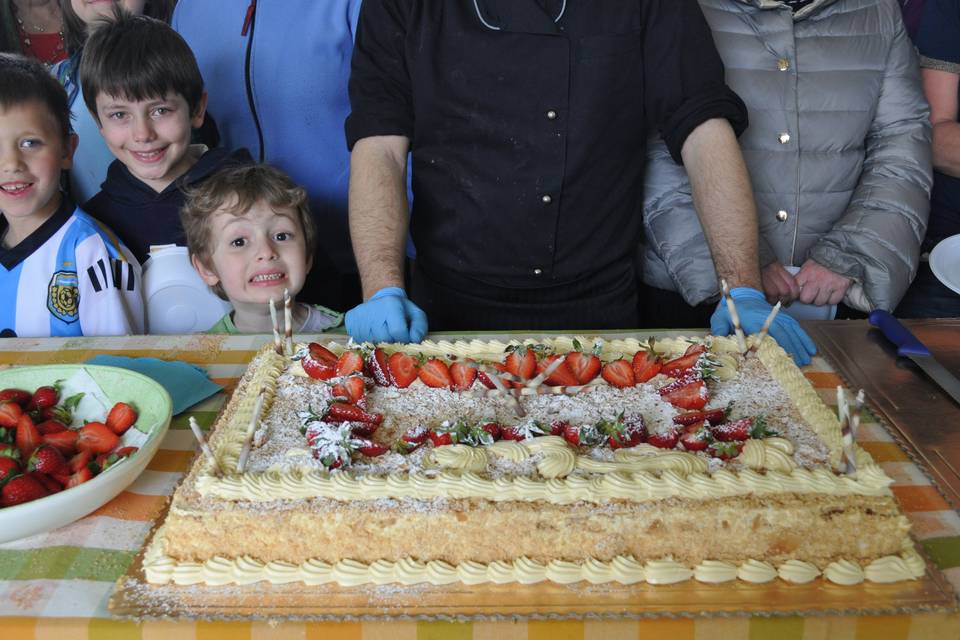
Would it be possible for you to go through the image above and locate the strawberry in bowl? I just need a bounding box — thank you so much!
[0,365,172,543]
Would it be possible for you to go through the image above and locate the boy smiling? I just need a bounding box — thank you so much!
[80,11,250,264]
[0,53,143,337]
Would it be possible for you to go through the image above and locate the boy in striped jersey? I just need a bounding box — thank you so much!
[0,53,143,337]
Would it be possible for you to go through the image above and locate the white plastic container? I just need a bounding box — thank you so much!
[141,245,232,334]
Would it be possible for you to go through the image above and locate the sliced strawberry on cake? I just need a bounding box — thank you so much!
[449,360,478,391]
[335,350,365,377]
[673,406,729,426]
[565,339,601,384]
[601,359,635,388]
[504,345,536,381]
[418,357,453,388]
[387,352,418,388]
[631,346,663,383]
[712,416,777,442]
[661,343,708,378]
[366,347,392,386]
[647,426,681,449]
[537,354,579,386]
[659,377,708,410]
[300,343,339,380]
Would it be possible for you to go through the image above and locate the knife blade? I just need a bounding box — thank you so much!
[869,310,960,406]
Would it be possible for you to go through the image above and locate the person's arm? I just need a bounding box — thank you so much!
[915,0,960,176]
[679,118,762,291]
[349,135,410,298]
[342,0,426,342]
[924,68,960,176]
[807,13,932,312]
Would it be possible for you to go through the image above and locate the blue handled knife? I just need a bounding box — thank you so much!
[869,310,960,406]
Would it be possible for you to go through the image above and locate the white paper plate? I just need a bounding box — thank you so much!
[930,234,960,296]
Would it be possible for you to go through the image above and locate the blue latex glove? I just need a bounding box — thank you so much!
[345,286,428,344]
[710,287,818,366]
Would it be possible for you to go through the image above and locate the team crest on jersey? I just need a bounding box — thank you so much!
[47,271,80,324]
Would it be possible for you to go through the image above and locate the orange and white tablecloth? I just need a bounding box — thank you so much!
[0,332,957,639]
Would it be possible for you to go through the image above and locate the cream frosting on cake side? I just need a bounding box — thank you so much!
[143,523,925,587]
[142,335,922,587]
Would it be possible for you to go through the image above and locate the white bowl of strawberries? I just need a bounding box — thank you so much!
[0,365,172,543]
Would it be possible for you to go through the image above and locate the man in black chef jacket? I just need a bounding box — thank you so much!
[342,0,817,365]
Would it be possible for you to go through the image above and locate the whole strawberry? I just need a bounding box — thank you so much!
[549,420,570,436]
[27,444,68,476]
[679,421,713,452]
[0,388,31,407]
[708,441,744,461]
[0,456,20,486]
[602,414,648,449]
[397,426,429,452]
[27,385,59,411]
[1,473,49,507]
[562,423,603,447]
[477,422,501,442]
[428,421,463,447]
[712,416,778,442]
[647,427,681,449]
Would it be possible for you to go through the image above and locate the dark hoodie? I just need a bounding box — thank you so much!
[83,147,254,264]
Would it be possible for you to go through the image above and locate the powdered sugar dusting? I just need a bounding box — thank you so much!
[241,351,830,478]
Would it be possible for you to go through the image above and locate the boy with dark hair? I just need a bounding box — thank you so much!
[80,11,250,264]
[181,163,343,334]
[0,52,143,337]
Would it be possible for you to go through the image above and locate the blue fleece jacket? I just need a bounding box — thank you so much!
[171,0,363,279]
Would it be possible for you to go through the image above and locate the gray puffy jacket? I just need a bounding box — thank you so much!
[641,0,932,311]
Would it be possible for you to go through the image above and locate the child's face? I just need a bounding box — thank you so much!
[94,91,207,193]
[193,200,312,307]
[71,0,147,24]
[0,101,76,227]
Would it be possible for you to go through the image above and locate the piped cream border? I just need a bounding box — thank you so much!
[194,336,896,504]
[142,524,925,587]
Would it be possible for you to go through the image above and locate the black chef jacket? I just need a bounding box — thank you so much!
[346,0,747,319]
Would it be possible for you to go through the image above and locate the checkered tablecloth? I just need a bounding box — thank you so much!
[0,333,957,639]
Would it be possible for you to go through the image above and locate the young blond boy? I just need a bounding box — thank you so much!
[0,53,143,337]
[181,164,343,334]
